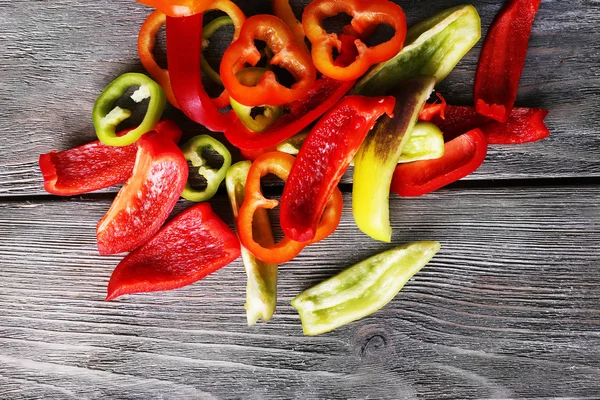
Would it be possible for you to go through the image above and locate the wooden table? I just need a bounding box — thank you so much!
[1,0,599,398]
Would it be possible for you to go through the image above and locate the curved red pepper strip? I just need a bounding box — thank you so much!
[223,34,358,150]
[391,128,488,197]
[474,0,542,123]
[419,100,550,144]
[166,13,234,132]
[39,120,182,196]
[97,129,188,255]
[280,95,395,242]
[238,152,343,264]
[220,15,316,107]
[106,203,241,300]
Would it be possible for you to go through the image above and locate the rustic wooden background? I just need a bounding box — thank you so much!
[1,0,599,399]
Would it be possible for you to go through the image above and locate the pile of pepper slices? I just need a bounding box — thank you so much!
[38,0,548,335]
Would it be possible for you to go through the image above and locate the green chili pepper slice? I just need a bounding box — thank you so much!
[291,241,441,336]
[275,130,310,155]
[201,16,234,86]
[92,73,166,147]
[180,135,232,202]
[229,68,283,132]
[398,122,445,163]
[354,5,481,96]
[226,161,278,325]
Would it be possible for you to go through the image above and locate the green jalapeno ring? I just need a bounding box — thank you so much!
[229,68,283,132]
[92,72,166,147]
[181,135,232,202]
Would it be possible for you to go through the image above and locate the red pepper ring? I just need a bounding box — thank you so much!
[302,0,407,81]
[220,15,317,107]
[238,152,342,264]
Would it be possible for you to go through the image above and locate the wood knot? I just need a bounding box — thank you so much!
[352,324,394,359]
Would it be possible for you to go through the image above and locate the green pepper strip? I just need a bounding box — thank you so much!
[93,73,166,147]
[181,135,232,202]
[398,122,444,163]
[201,16,234,87]
[353,5,481,96]
[229,68,283,132]
[226,161,278,325]
[275,130,310,155]
[291,241,441,336]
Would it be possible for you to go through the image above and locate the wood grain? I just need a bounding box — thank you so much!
[1,0,599,196]
[1,187,599,399]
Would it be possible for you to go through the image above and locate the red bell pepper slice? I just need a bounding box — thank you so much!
[223,34,358,150]
[39,120,182,196]
[419,100,550,144]
[238,152,343,264]
[97,129,188,255]
[302,0,407,81]
[166,13,234,132]
[391,128,487,197]
[136,0,213,17]
[474,0,542,123]
[220,15,316,107]
[280,95,395,242]
[106,203,241,300]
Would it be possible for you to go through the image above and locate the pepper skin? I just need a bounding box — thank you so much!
[272,0,309,53]
[391,128,487,197]
[398,122,445,163]
[292,241,441,336]
[106,203,241,300]
[353,77,435,242]
[474,0,542,123]
[302,0,406,81]
[97,129,188,255]
[220,15,316,107]
[136,0,214,17]
[226,161,278,325]
[280,95,395,242]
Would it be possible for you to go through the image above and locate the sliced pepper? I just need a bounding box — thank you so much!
[106,203,241,300]
[398,122,445,163]
[474,0,542,123]
[220,14,316,107]
[138,10,179,108]
[391,128,487,197]
[97,129,188,255]
[226,162,278,325]
[292,241,441,336]
[201,16,234,87]
[180,135,232,202]
[272,0,309,53]
[280,95,395,242]
[353,77,435,242]
[92,73,166,147]
[275,130,309,155]
[354,5,481,96]
[223,33,358,150]
[39,120,182,196]
[419,101,550,144]
[302,0,406,81]
[136,0,213,17]
[238,152,343,264]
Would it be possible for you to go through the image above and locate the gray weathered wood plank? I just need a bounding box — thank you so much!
[0,187,599,399]
[1,0,599,196]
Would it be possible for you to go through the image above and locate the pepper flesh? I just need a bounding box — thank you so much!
[354,5,481,96]
[220,15,316,107]
[398,122,445,163]
[93,73,166,147]
[136,0,214,17]
[181,135,232,202]
[106,203,241,300]
[238,152,343,264]
[226,162,278,325]
[39,120,182,196]
[419,101,550,144]
[353,77,435,242]
[302,0,407,81]
[291,241,441,336]
[474,0,542,123]
[280,95,395,242]
[391,128,487,197]
[97,130,188,255]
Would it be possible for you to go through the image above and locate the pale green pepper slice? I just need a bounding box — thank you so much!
[354,5,481,96]
[201,16,234,86]
[226,162,278,325]
[292,241,441,336]
[398,122,445,163]
[181,135,232,202]
[275,130,310,155]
